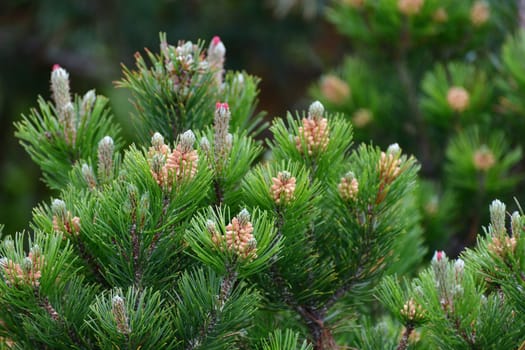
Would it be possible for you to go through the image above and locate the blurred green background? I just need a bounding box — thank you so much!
[0,0,343,233]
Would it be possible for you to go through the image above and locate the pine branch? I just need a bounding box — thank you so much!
[148,195,170,257]
[396,324,414,350]
[214,179,224,207]
[74,238,108,288]
[186,266,238,350]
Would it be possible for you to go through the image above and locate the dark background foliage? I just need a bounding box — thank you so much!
[0,0,343,233]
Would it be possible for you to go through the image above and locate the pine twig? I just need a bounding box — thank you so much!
[186,266,238,350]
[396,324,414,350]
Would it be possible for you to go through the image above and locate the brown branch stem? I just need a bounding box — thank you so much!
[396,324,415,350]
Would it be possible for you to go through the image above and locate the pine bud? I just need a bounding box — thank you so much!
[151,132,165,149]
[308,101,325,120]
[320,75,350,105]
[21,257,33,273]
[470,1,490,26]
[271,171,297,205]
[165,131,199,186]
[473,145,495,171]
[214,102,232,169]
[112,295,131,335]
[489,199,506,237]
[208,36,226,87]
[233,72,245,89]
[511,211,521,238]
[397,0,424,16]
[400,298,423,320]
[180,130,196,153]
[447,86,470,112]
[378,144,403,187]
[433,7,448,22]
[454,258,465,276]
[238,209,251,226]
[50,65,72,114]
[82,163,97,189]
[387,143,401,157]
[488,235,517,256]
[98,136,114,183]
[80,89,96,119]
[338,171,359,201]
[52,199,68,221]
[296,102,330,156]
[207,220,223,246]
[432,250,446,263]
[200,136,211,153]
[51,66,77,145]
[225,210,257,260]
[352,108,373,128]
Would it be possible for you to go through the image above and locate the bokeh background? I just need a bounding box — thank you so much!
[0,0,343,233]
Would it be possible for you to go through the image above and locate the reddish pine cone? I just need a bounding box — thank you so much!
[271,171,296,205]
[447,87,470,112]
[225,210,257,260]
